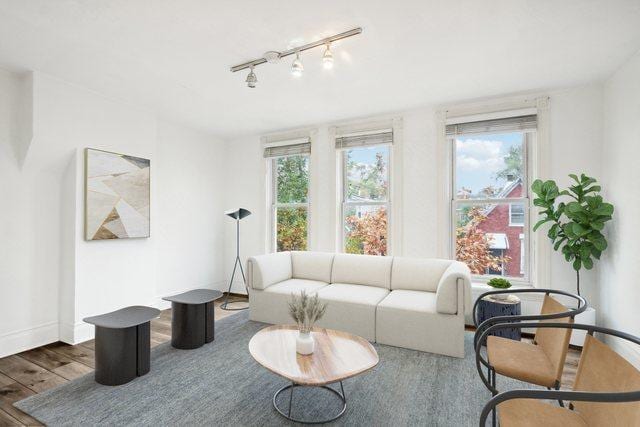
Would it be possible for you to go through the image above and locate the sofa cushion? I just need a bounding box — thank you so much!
[391,257,452,292]
[263,278,328,296]
[317,283,390,305]
[315,284,390,341]
[377,289,438,313]
[247,251,292,290]
[376,290,465,357]
[291,251,334,283]
[331,254,393,289]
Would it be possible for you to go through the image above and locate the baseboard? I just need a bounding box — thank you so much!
[0,321,59,358]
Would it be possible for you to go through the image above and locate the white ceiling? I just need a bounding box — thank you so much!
[1,0,639,139]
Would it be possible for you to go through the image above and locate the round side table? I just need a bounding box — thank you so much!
[476,294,521,344]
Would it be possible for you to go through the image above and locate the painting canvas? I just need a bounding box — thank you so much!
[85,148,150,240]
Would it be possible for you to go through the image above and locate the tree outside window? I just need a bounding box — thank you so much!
[273,155,309,251]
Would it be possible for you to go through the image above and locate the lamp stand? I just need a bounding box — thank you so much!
[221,216,249,311]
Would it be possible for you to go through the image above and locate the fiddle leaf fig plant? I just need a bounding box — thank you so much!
[531,174,614,296]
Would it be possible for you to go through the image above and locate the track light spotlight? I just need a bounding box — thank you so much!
[322,43,334,69]
[246,65,257,88]
[291,51,304,77]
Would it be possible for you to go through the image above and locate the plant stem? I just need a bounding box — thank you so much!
[576,269,581,297]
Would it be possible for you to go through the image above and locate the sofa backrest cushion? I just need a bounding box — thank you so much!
[291,251,334,283]
[248,251,292,290]
[391,257,453,292]
[331,253,393,289]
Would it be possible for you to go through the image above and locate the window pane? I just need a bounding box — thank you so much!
[455,132,524,199]
[276,156,308,204]
[344,205,387,255]
[276,207,307,251]
[346,146,389,202]
[455,204,525,279]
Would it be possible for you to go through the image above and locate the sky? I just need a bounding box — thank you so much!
[455,132,523,196]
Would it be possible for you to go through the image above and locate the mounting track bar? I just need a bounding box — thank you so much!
[230,27,363,72]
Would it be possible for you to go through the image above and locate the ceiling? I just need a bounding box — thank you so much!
[1,0,639,139]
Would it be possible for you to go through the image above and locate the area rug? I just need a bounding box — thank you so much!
[15,312,533,426]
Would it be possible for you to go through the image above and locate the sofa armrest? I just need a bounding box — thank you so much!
[247,252,292,290]
[435,262,472,315]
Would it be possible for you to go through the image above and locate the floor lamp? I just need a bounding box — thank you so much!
[220,208,251,311]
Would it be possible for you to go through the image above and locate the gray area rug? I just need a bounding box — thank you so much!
[15,312,533,426]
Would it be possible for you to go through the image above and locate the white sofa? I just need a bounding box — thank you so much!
[247,251,472,358]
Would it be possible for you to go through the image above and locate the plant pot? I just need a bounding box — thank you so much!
[570,307,596,347]
[296,331,315,355]
[492,293,512,302]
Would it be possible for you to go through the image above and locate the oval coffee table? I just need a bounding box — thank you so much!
[249,325,379,424]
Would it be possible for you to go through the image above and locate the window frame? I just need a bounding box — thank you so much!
[449,130,534,285]
[268,154,310,253]
[339,143,392,255]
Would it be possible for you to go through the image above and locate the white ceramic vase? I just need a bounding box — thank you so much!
[296,331,315,355]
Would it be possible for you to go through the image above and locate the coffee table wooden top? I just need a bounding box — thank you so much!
[249,325,379,386]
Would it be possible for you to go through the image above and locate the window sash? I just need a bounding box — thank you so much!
[449,127,532,283]
[270,155,310,252]
[340,145,391,254]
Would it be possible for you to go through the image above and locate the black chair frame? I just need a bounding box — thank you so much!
[472,288,588,349]
[478,322,640,427]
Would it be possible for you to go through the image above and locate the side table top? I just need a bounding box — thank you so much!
[83,305,160,328]
[482,294,521,304]
[162,289,223,304]
[249,325,379,386]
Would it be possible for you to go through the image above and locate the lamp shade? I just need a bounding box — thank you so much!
[225,208,252,220]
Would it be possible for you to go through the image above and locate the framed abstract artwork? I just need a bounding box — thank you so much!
[85,148,150,240]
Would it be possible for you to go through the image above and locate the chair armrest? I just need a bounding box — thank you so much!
[247,252,292,290]
[436,262,471,315]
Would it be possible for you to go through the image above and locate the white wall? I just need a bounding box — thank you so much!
[0,70,227,355]
[223,84,604,305]
[599,49,640,367]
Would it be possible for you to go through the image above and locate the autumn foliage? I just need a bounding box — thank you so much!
[456,207,509,274]
[345,207,388,256]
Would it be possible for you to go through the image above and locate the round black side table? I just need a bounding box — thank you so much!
[476,294,522,344]
[163,289,223,349]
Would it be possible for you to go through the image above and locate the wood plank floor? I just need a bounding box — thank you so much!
[0,300,580,426]
[0,296,248,426]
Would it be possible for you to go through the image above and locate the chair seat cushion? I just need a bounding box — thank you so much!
[263,278,328,295]
[487,336,557,387]
[498,398,587,427]
[377,289,437,313]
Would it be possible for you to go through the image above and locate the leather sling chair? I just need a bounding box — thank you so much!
[473,289,587,398]
[478,323,640,427]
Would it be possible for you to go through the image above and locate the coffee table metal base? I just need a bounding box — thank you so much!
[273,381,346,424]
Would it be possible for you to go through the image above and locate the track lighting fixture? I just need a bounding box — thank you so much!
[245,65,257,88]
[322,43,334,69]
[291,51,304,77]
[230,27,362,87]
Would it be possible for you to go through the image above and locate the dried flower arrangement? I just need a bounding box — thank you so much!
[288,290,327,334]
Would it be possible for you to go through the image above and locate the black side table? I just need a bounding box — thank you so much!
[476,294,522,344]
[84,306,160,386]
[163,289,223,349]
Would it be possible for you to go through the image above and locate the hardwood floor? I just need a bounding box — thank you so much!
[0,301,581,426]
[0,296,247,426]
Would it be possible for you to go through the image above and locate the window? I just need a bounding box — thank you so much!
[447,115,536,281]
[509,203,525,226]
[337,131,392,255]
[265,140,310,252]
